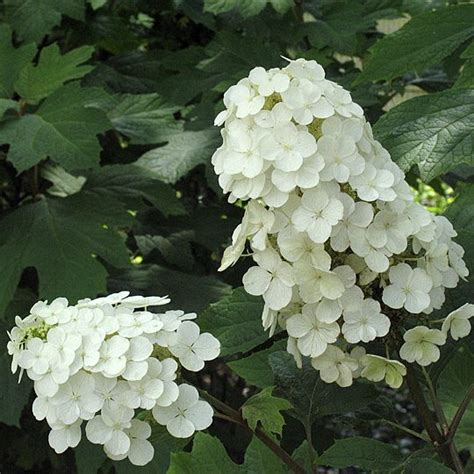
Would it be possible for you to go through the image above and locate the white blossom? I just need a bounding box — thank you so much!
[105,419,154,466]
[168,322,220,372]
[48,419,82,454]
[311,345,358,387]
[342,299,390,343]
[399,326,446,366]
[8,292,219,466]
[243,248,295,310]
[291,188,343,244]
[152,384,213,438]
[286,304,339,357]
[383,263,433,314]
[442,303,474,341]
[360,355,406,389]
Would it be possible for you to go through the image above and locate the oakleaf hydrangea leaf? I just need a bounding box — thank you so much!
[374,88,474,181]
[355,4,474,84]
[0,25,36,98]
[241,386,292,436]
[136,129,220,183]
[0,83,111,172]
[4,0,85,43]
[15,44,95,104]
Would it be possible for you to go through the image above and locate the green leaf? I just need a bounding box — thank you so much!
[88,0,107,10]
[269,0,292,15]
[228,340,286,389]
[74,442,107,474]
[0,178,143,316]
[136,128,220,184]
[0,343,32,427]
[15,44,95,104]
[4,0,86,43]
[374,88,474,181]
[0,165,174,313]
[243,437,287,474]
[108,264,232,314]
[455,59,474,88]
[168,432,287,474]
[204,0,292,16]
[403,457,454,474]
[204,0,266,17]
[269,352,379,427]
[136,232,194,271]
[0,25,36,98]
[292,441,314,473]
[105,93,183,144]
[168,433,241,474]
[438,348,474,453]
[199,287,267,356]
[0,83,111,172]
[318,437,406,470]
[83,164,186,217]
[441,185,474,311]
[455,43,474,89]
[356,4,474,84]
[0,99,20,119]
[242,386,292,436]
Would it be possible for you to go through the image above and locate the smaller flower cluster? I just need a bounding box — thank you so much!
[7,292,220,466]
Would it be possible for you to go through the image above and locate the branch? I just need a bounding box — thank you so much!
[200,390,306,474]
[405,365,461,472]
[293,0,304,23]
[446,384,474,443]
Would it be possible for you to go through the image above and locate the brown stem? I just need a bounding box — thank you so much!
[294,0,304,22]
[406,366,461,472]
[201,391,305,474]
[446,384,474,443]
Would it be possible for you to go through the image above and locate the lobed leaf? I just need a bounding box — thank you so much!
[0,83,111,172]
[374,88,474,181]
[318,437,406,470]
[136,128,221,184]
[199,287,267,356]
[15,44,95,104]
[241,386,292,436]
[356,4,474,84]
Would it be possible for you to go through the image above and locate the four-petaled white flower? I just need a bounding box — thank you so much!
[361,355,406,389]
[399,326,446,366]
[442,303,474,341]
[152,384,213,438]
[311,345,358,387]
[342,299,390,343]
[48,419,82,454]
[51,371,102,424]
[286,304,340,357]
[169,322,221,372]
[243,248,295,310]
[105,419,155,466]
[86,403,134,456]
[292,188,344,244]
[383,264,433,314]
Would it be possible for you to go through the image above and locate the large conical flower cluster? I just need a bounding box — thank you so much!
[213,58,471,388]
[7,292,220,465]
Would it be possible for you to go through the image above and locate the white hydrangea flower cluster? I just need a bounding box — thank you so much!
[213,58,471,389]
[7,292,220,465]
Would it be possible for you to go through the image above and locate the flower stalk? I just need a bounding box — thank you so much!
[201,390,306,474]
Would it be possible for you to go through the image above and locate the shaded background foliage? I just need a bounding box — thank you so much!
[0,0,473,472]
